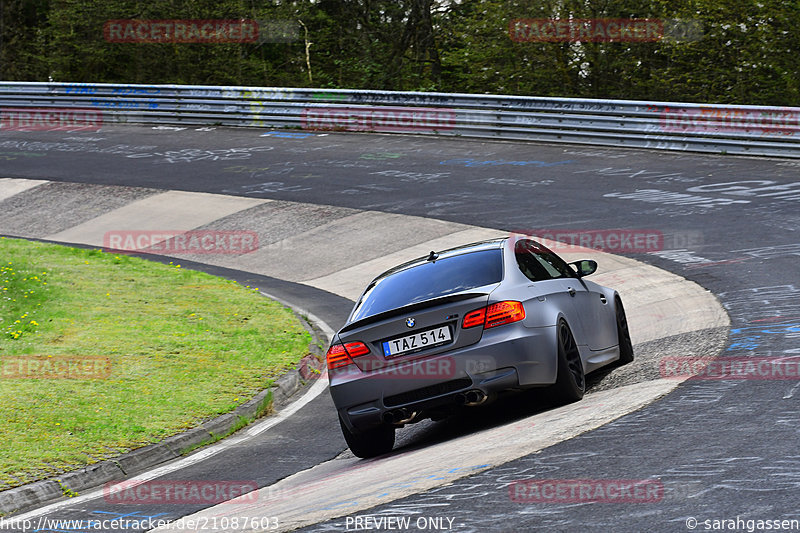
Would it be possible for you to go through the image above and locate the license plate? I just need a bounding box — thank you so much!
[382,326,452,357]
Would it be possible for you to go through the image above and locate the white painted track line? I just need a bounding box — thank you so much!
[152,380,679,532]
[0,178,729,529]
[8,368,331,523]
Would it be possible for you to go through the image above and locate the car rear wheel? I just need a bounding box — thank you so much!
[339,415,396,459]
[615,297,634,365]
[551,319,585,403]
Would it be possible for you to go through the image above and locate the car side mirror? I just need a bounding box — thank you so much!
[571,259,597,278]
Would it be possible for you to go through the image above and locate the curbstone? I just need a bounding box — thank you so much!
[160,426,216,457]
[201,413,240,439]
[0,480,63,517]
[275,372,300,399]
[113,444,179,476]
[59,461,124,493]
[236,389,271,420]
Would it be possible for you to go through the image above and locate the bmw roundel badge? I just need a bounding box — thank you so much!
[405,318,415,328]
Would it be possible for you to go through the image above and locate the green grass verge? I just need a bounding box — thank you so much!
[0,237,312,491]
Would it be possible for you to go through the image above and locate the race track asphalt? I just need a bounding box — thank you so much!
[1,125,798,532]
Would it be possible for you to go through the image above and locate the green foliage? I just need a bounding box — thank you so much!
[0,237,311,490]
[0,0,797,104]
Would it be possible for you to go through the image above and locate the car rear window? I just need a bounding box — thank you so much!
[351,249,503,322]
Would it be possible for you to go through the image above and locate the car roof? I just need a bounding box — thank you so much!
[370,237,507,283]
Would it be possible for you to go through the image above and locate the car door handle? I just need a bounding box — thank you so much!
[567,287,576,297]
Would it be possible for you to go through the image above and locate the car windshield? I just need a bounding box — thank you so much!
[350,249,503,322]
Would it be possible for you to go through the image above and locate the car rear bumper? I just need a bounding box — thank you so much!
[330,324,558,432]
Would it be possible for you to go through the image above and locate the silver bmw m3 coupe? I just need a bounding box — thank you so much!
[326,236,633,458]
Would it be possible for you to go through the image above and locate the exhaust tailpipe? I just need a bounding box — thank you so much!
[463,389,487,406]
[382,408,417,425]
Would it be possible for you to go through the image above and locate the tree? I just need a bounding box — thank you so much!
[0,0,797,104]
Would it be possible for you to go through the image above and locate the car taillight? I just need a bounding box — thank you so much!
[326,344,351,369]
[485,301,525,328]
[462,308,487,328]
[462,301,525,330]
[344,341,370,357]
[326,341,370,369]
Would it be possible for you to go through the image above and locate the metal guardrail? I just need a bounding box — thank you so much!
[1,81,799,157]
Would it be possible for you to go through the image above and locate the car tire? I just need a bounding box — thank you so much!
[339,415,396,459]
[615,297,634,365]
[551,319,585,403]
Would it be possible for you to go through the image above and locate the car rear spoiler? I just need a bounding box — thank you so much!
[340,292,490,334]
